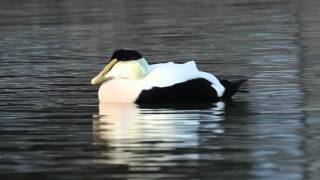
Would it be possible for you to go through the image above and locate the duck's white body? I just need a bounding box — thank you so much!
[98,61,225,103]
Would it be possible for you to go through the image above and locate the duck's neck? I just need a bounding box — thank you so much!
[105,58,150,80]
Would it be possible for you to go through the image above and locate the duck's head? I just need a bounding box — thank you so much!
[91,49,149,85]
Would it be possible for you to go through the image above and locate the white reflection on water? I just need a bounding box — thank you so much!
[93,102,225,166]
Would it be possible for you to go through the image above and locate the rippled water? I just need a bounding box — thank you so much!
[1,0,320,179]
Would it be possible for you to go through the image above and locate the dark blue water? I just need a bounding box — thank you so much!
[1,0,320,179]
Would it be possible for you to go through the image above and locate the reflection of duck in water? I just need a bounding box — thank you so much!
[95,102,225,139]
[91,49,246,103]
[93,102,226,165]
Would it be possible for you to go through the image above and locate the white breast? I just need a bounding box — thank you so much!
[98,79,143,103]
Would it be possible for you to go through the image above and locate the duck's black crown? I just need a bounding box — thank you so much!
[110,49,143,61]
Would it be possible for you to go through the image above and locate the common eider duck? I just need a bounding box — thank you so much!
[91,49,246,103]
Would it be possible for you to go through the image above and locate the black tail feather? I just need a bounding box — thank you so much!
[220,79,248,99]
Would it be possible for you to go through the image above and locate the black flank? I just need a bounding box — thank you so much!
[135,78,219,103]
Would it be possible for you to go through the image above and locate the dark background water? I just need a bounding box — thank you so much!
[1,0,320,179]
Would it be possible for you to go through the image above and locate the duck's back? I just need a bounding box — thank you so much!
[142,61,225,95]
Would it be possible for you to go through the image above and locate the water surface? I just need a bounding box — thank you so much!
[1,0,320,179]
